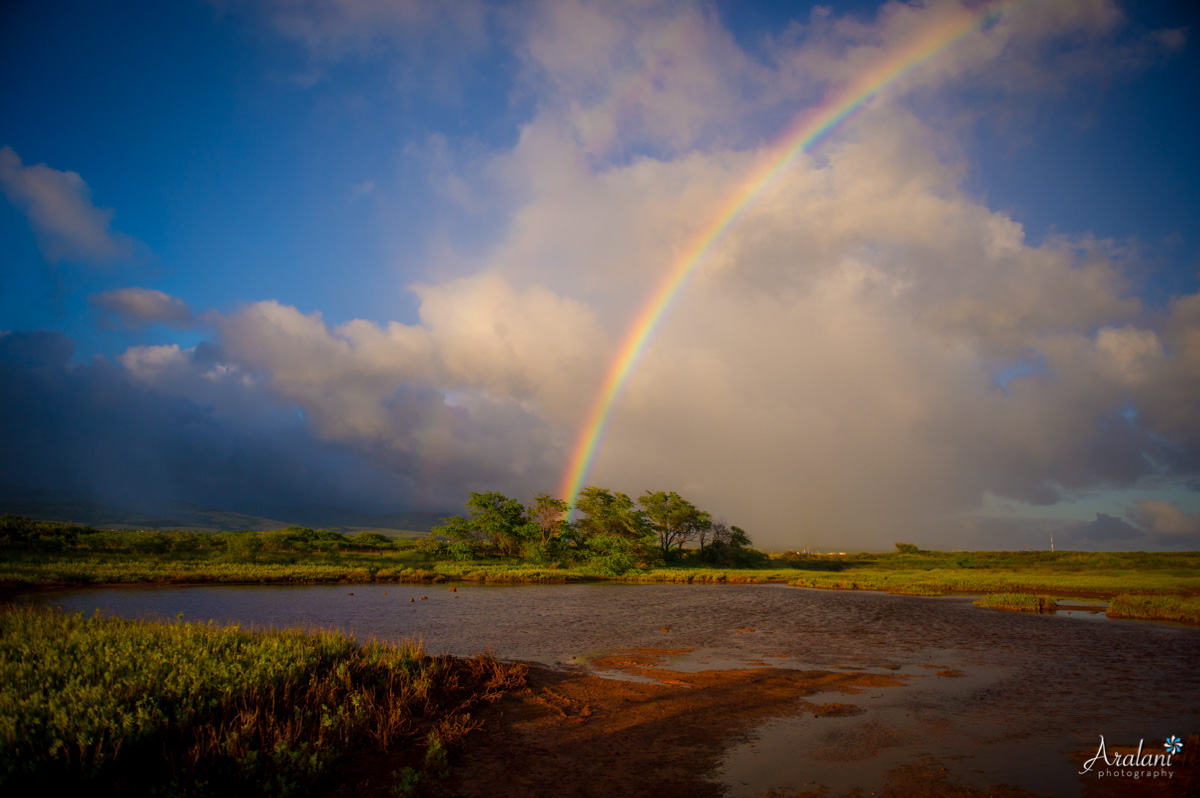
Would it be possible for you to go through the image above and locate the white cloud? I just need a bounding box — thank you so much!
[0,146,143,265]
[199,285,600,503]
[92,288,194,328]
[118,343,189,378]
[391,0,1197,548]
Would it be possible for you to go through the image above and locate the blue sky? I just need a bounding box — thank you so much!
[1,0,1198,549]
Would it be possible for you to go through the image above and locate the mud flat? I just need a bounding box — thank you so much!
[425,651,1198,798]
[434,651,904,798]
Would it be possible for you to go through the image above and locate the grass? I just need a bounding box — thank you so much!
[1106,593,1200,625]
[0,606,526,796]
[6,550,1198,596]
[973,593,1058,613]
[4,550,1199,603]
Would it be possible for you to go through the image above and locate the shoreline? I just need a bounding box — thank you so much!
[4,568,1196,599]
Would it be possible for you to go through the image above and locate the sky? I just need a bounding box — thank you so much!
[1,0,1198,551]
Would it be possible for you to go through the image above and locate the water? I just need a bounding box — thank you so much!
[17,582,1199,796]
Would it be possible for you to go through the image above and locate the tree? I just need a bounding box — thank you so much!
[432,491,533,557]
[639,490,711,556]
[573,486,660,567]
[528,493,570,546]
[573,486,646,540]
[702,520,754,565]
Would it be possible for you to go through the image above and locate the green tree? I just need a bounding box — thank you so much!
[573,487,646,540]
[528,493,570,546]
[638,490,711,556]
[433,491,533,557]
[573,486,660,567]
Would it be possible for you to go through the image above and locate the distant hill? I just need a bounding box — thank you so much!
[0,487,447,537]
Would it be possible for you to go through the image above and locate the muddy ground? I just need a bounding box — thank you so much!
[336,649,1198,798]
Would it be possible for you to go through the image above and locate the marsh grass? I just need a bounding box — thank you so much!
[1106,593,1200,625]
[3,523,1197,616]
[0,606,525,796]
[5,550,1199,604]
[973,593,1058,613]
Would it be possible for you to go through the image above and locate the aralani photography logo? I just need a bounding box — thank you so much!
[1079,735,1184,781]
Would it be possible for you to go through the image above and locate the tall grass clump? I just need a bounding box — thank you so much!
[1106,594,1200,625]
[0,606,525,796]
[973,593,1057,613]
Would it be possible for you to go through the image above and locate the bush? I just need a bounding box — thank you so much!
[448,540,481,561]
[414,534,448,559]
[894,542,920,554]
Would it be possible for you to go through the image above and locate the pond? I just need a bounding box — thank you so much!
[18,582,1199,796]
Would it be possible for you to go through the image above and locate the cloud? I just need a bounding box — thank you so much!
[91,288,194,329]
[212,0,492,94]
[509,0,1176,168]
[521,0,770,157]
[0,146,142,265]
[391,0,1198,549]
[253,0,487,60]
[121,0,1188,549]
[1079,512,1140,542]
[0,328,533,515]
[1127,499,1200,543]
[8,0,1197,549]
[0,330,395,513]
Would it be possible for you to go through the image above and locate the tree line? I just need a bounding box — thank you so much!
[425,487,757,573]
[0,515,396,555]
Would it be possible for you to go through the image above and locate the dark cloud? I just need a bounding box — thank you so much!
[1079,512,1140,542]
[0,330,463,519]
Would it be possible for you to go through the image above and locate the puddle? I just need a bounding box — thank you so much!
[718,663,1086,796]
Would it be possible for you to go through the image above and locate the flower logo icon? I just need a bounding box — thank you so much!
[1165,736,1183,755]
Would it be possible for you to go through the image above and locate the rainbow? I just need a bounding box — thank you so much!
[558,0,1026,505]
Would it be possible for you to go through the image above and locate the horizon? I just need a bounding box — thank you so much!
[2,0,1199,552]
